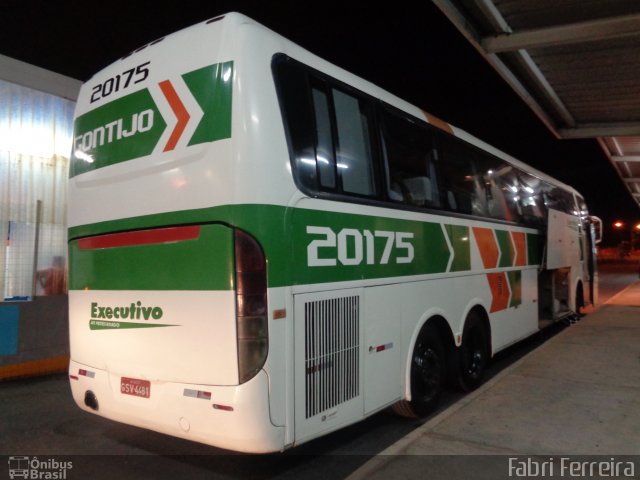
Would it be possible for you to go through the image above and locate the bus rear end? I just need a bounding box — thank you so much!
[67,14,285,453]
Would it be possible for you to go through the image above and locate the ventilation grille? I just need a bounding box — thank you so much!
[304,295,359,419]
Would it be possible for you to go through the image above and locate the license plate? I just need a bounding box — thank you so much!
[120,377,150,398]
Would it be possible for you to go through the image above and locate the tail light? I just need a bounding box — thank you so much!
[234,229,268,384]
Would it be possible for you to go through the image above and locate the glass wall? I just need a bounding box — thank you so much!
[0,79,75,299]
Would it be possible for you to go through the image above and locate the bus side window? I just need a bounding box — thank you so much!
[272,55,319,191]
[311,87,337,190]
[381,109,440,208]
[437,136,486,216]
[476,154,509,221]
[274,55,379,199]
[494,162,523,223]
[332,89,378,197]
[519,173,544,225]
[543,183,576,215]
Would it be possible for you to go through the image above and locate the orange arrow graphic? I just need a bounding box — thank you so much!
[159,80,190,151]
[487,272,510,312]
[473,227,499,269]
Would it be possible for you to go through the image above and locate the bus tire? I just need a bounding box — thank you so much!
[392,322,445,419]
[456,310,489,392]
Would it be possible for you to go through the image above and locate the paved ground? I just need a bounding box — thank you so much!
[348,279,640,479]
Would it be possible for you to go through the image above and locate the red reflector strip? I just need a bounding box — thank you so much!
[69,375,79,381]
[370,342,394,353]
[78,226,201,250]
[183,388,212,400]
[213,404,234,412]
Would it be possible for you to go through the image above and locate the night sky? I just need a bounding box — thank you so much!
[2,0,638,238]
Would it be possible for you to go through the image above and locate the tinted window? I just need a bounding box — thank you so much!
[543,183,576,214]
[311,87,336,189]
[475,154,515,221]
[273,56,378,199]
[519,173,545,224]
[487,160,522,223]
[438,136,486,216]
[382,109,440,208]
[272,56,317,191]
[332,89,377,196]
[274,54,563,225]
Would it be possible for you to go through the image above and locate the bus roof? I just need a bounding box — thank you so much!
[218,12,581,198]
[84,11,581,199]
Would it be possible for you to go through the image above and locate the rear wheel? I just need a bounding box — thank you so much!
[392,323,445,418]
[457,311,489,392]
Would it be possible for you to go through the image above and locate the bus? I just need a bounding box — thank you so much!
[67,12,600,453]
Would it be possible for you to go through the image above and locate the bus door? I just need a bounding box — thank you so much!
[544,209,581,317]
[587,216,602,305]
[546,208,580,270]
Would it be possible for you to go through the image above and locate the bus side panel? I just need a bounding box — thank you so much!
[363,285,402,414]
[486,268,539,352]
[232,23,299,207]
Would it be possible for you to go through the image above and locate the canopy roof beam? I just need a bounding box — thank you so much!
[482,13,640,53]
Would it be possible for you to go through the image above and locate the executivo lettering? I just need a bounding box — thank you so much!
[91,300,163,320]
[89,301,176,331]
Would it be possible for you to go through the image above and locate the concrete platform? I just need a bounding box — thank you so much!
[349,281,640,479]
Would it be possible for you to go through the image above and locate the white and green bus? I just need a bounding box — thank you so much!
[68,13,600,453]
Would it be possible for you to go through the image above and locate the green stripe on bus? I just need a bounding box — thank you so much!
[289,208,450,285]
[69,204,541,290]
[69,224,234,291]
[446,225,471,272]
[526,232,542,265]
[183,61,233,146]
[89,320,177,330]
[508,271,522,308]
[495,230,514,268]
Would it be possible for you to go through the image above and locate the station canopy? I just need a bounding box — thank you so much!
[433,0,640,208]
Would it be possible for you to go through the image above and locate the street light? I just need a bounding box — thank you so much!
[613,220,640,252]
[612,220,631,256]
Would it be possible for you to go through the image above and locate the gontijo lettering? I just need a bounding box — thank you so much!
[90,301,163,320]
[74,110,154,153]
